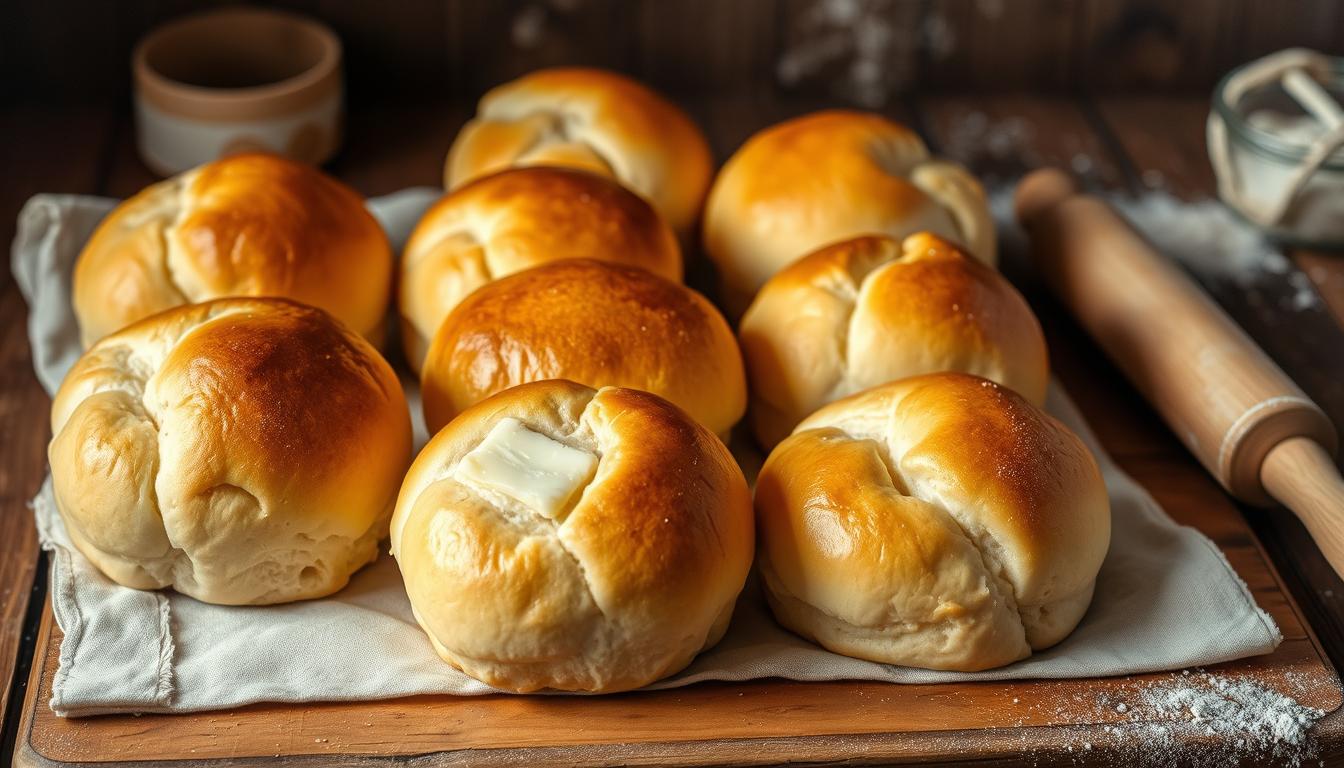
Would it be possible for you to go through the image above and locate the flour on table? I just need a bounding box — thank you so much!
[945,111,1041,171]
[989,183,1324,314]
[1111,191,1323,313]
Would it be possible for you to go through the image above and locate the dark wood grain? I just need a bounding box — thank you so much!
[449,0,635,98]
[921,0,1082,91]
[1295,250,1344,330]
[635,0,780,98]
[1079,0,1241,90]
[4,1,1344,106]
[1226,0,1344,66]
[0,104,114,749]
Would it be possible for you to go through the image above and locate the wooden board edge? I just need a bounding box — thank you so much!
[17,720,1344,768]
[1249,504,1344,685]
[17,594,1344,768]
[19,717,1344,768]
[13,598,51,768]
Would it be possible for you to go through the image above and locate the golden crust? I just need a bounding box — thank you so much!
[391,380,754,692]
[444,67,713,237]
[399,166,682,371]
[420,259,745,437]
[73,153,392,347]
[49,298,412,605]
[740,233,1048,448]
[703,110,995,314]
[755,373,1110,671]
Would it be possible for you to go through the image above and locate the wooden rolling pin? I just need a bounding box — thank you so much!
[1016,168,1344,579]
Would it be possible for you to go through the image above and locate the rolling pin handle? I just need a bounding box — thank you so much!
[1262,437,1344,579]
[1014,168,1080,226]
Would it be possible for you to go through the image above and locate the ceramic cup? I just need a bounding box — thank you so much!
[133,7,343,175]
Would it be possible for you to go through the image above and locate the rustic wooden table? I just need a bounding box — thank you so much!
[3,93,1344,765]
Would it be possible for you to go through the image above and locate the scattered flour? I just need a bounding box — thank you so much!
[945,111,1041,171]
[1111,192,1323,313]
[995,669,1327,766]
[776,0,910,107]
[775,0,963,106]
[1107,671,1325,767]
[989,183,1324,314]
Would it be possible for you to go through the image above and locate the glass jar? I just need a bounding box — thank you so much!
[1209,48,1344,250]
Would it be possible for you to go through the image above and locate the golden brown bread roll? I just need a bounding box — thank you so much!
[740,232,1048,449]
[399,166,682,372]
[421,259,745,437]
[755,373,1110,671]
[391,379,754,692]
[73,153,393,348]
[703,110,995,314]
[49,298,412,605]
[445,67,713,237]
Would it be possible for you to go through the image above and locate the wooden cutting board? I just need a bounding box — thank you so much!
[13,295,1344,767]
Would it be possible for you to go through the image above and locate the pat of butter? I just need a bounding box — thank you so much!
[453,417,598,519]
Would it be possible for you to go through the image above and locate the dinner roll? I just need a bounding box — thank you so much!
[755,373,1110,671]
[740,232,1048,449]
[445,67,713,237]
[391,380,754,692]
[421,259,745,437]
[399,166,681,371]
[73,153,392,348]
[49,298,412,605]
[703,110,995,313]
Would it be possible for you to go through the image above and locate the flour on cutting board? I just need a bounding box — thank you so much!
[1004,669,1326,766]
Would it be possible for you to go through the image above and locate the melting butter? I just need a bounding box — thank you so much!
[453,417,598,520]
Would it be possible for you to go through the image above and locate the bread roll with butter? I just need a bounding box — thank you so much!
[73,153,392,347]
[755,373,1110,671]
[740,232,1048,449]
[49,298,412,605]
[445,67,713,237]
[703,110,994,313]
[420,259,745,438]
[391,380,754,692]
[399,166,682,371]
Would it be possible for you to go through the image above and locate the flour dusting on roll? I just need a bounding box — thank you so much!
[49,298,412,606]
[754,373,1110,671]
[73,153,392,348]
[704,110,994,314]
[391,380,754,692]
[741,232,1047,449]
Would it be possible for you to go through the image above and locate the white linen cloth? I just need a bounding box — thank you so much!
[12,191,1281,717]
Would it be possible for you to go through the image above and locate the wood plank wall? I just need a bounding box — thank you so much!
[3,0,1342,107]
